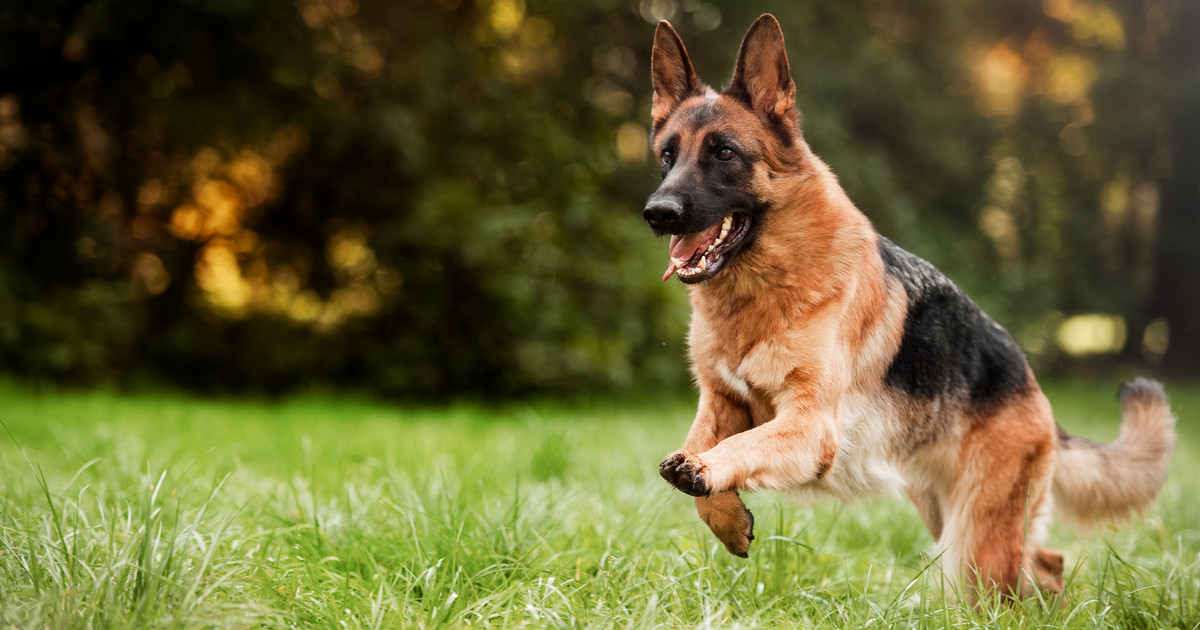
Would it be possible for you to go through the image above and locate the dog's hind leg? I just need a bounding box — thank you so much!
[660,387,756,556]
[942,393,1062,601]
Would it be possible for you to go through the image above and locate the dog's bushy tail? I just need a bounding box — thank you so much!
[1052,378,1176,530]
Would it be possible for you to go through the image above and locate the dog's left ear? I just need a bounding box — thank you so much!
[651,20,701,127]
[726,14,797,125]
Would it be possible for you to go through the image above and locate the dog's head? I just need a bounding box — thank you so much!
[644,14,804,284]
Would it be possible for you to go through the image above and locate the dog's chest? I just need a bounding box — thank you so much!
[716,360,752,401]
[694,331,806,427]
[713,357,780,426]
[692,292,837,392]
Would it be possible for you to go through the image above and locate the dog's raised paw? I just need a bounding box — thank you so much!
[694,491,754,557]
[659,451,710,497]
[720,500,754,558]
[726,506,754,558]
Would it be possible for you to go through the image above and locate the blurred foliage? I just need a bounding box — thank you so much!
[0,0,1196,397]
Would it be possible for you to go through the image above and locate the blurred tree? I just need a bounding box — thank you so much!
[1142,0,1200,374]
[0,0,691,396]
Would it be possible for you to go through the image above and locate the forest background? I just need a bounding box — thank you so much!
[1,0,1197,399]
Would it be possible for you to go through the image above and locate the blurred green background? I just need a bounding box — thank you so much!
[0,0,1196,398]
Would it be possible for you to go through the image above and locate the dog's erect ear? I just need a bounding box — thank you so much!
[726,14,797,124]
[651,21,700,126]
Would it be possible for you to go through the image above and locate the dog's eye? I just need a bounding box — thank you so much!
[716,147,735,161]
[660,150,673,167]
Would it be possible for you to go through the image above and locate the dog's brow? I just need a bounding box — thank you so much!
[656,132,680,153]
[681,104,717,133]
[654,104,717,151]
[702,132,738,150]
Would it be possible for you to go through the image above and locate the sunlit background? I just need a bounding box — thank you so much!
[0,0,1196,397]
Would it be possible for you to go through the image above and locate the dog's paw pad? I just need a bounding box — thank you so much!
[659,451,710,497]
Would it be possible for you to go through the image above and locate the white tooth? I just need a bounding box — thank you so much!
[699,255,708,269]
[723,215,732,229]
[719,228,728,239]
[671,257,685,269]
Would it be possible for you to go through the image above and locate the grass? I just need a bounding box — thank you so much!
[0,380,1197,628]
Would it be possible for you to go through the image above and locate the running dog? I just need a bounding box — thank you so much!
[645,14,1176,599]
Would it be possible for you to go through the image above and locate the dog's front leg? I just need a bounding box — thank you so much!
[661,399,839,498]
[659,386,756,556]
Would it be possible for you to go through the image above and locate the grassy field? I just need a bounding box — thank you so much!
[0,380,1197,628]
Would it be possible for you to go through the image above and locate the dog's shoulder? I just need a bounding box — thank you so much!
[876,236,1030,409]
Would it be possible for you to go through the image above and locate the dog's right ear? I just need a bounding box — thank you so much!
[726,14,797,128]
[651,21,699,128]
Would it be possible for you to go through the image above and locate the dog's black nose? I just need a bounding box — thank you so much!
[644,196,684,232]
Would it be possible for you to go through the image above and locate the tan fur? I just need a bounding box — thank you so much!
[650,14,1177,602]
[1054,378,1177,529]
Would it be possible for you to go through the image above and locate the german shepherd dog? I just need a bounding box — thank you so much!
[646,14,1176,600]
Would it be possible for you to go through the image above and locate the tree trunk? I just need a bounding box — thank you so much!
[1147,1,1200,375]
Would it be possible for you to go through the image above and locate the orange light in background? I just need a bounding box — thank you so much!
[61,33,88,62]
[266,126,310,165]
[132,252,171,296]
[194,179,242,235]
[288,289,324,324]
[318,227,384,328]
[974,40,1029,117]
[298,0,359,30]
[155,141,301,320]
[144,129,375,331]
[327,227,378,279]
[312,70,343,100]
[165,147,275,238]
[191,147,221,177]
[228,150,273,206]
[318,282,382,331]
[0,95,28,169]
[295,0,386,84]
[351,44,384,77]
[169,203,205,240]
[1043,0,1081,22]
[195,239,250,311]
[137,178,166,208]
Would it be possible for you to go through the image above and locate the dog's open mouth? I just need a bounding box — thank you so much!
[662,213,751,283]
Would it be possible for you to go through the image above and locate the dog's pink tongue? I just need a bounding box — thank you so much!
[661,259,677,282]
[661,225,721,282]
